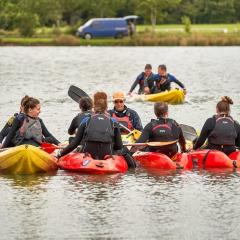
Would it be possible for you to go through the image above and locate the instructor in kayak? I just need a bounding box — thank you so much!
[193,96,240,155]
[108,91,143,134]
[1,96,60,148]
[58,92,136,168]
[134,102,186,157]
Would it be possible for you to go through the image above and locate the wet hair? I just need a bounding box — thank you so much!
[145,64,152,70]
[79,97,93,112]
[158,64,167,71]
[93,92,108,113]
[20,95,29,107]
[22,96,40,114]
[216,96,233,114]
[154,102,168,118]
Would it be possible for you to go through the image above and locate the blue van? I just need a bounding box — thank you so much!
[76,16,138,39]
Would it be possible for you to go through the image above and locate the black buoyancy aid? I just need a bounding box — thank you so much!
[209,115,237,146]
[156,75,171,91]
[151,118,177,142]
[84,114,114,143]
[14,116,43,145]
[112,110,133,133]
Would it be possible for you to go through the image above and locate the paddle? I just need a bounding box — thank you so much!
[68,85,90,103]
[124,140,177,147]
[179,124,198,142]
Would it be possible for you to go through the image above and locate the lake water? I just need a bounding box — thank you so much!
[0,47,240,239]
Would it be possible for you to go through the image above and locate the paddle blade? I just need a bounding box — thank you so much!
[68,85,90,103]
[179,124,198,141]
[125,140,177,147]
[40,142,58,154]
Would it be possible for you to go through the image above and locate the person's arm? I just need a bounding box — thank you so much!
[2,117,22,148]
[40,119,60,145]
[68,115,78,135]
[234,121,240,148]
[113,124,123,151]
[193,118,214,149]
[136,123,151,143]
[178,127,186,152]
[0,122,10,143]
[169,74,185,89]
[59,119,88,157]
[129,73,143,93]
[131,110,143,131]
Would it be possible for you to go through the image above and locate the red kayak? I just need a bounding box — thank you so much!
[58,152,128,174]
[187,149,240,168]
[133,151,189,170]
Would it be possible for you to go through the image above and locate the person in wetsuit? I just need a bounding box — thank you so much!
[145,64,186,94]
[134,102,186,158]
[0,95,29,148]
[68,97,93,143]
[193,96,240,155]
[1,96,60,148]
[108,91,143,134]
[128,64,154,95]
[58,92,136,168]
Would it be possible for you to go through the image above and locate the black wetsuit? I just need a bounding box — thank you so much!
[68,110,92,135]
[2,114,59,148]
[194,115,240,155]
[136,117,186,157]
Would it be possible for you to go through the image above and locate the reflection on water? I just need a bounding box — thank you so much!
[0,47,240,239]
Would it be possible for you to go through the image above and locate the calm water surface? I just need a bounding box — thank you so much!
[0,47,240,239]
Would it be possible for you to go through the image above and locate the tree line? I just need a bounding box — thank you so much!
[1,0,240,36]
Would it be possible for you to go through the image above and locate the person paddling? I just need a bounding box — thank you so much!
[134,102,186,157]
[0,95,29,148]
[193,96,240,155]
[1,96,60,148]
[128,64,154,95]
[58,92,136,168]
[68,97,93,142]
[108,91,143,134]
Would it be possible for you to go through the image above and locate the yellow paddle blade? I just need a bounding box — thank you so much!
[126,129,142,141]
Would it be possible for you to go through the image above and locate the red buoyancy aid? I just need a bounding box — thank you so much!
[112,112,133,134]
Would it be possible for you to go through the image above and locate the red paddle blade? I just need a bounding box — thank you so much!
[41,142,58,154]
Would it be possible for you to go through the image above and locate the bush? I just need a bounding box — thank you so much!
[54,34,79,45]
[181,16,191,33]
[18,13,39,37]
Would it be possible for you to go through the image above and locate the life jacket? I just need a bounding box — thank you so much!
[84,113,114,143]
[151,118,177,142]
[208,115,237,146]
[111,109,133,133]
[14,115,43,145]
[156,74,171,91]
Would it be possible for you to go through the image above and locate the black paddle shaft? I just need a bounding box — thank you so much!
[68,85,90,103]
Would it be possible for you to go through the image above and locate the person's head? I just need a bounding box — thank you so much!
[22,96,41,118]
[112,91,126,112]
[154,102,168,118]
[158,64,167,76]
[216,96,233,115]
[79,97,93,112]
[93,91,108,113]
[20,95,29,112]
[144,64,152,76]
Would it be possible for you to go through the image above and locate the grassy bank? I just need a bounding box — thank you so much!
[1,24,240,46]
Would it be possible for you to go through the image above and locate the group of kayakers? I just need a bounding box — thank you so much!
[0,78,240,169]
[128,64,186,95]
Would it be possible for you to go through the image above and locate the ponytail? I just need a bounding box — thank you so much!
[22,97,40,114]
[216,96,233,115]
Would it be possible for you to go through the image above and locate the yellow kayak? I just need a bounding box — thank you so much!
[144,89,185,104]
[0,145,58,174]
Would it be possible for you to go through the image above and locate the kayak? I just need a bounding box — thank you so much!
[187,149,240,168]
[133,151,189,170]
[127,89,185,104]
[0,145,58,174]
[58,152,128,174]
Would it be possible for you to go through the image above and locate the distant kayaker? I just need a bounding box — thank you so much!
[58,92,136,168]
[0,95,29,148]
[145,64,186,94]
[68,97,93,143]
[134,102,186,157]
[1,96,60,148]
[193,96,240,155]
[108,91,143,134]
[128,64,154,95]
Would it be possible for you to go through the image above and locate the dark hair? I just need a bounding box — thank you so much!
[93,92,108,113]
[158,64,167,71]
[216,96,233,114]
[145,64,152,70]
[22,96,40,114]
[20,95,29,107]
[79,97,93,111]
[154,102,168,117]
